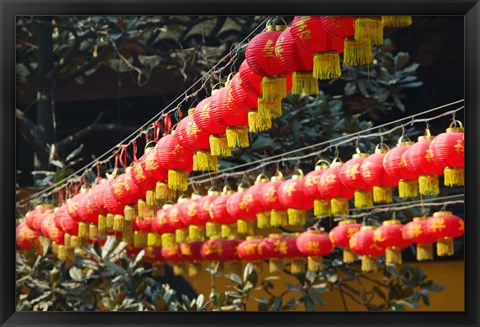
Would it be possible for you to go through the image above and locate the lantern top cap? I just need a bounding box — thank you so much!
[418,128,435,141]
[268,233,283,238]
[360,226,375,231]
[207,186,221,196]
[382,219,401,225]
[338,219,357,225]
[397,134,413,146]
[446,120,464,133]
[315,159,330,170]
[307,227,325,234]
[413,217,429,222]
[191,193,202,200]
[246,235,263,240]
[353,153,369,158]
[433,211,453,217]
[375,143,390,154]
[36,204,52,210]
[330,157,343,167]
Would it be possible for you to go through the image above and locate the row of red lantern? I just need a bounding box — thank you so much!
[17,211,463,276]
[22,15,416,233]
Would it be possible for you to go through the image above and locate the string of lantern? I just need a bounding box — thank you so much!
[17,15,420,210]
[188,104,464,185]
[15,16,271,210]
[16,15,465,277]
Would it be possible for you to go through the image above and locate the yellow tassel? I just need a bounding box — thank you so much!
[437,237,454,256]
[237,219,255,235]
[155,181,177,203]
[248,110,272,132]
[173,264,185,276]
[398,179,419,198]
[269,259,284,273]
[444,167,464,187]
[51,242,58,254]
[307,256,323,272]
[221,224,237,238]
[287,208,306,226]
[146,190,156,206]
[188,108,195,116]
[385,247,402,265]
[331,197,349,216]
[78,222,88,239]
[418,174,440,196]
[193,150,219,171]
[113,215,125,232]
[189,225,205,241]
[373,186,392,203]
[361,255,378,272]
[382,16,413,27]
[137,199,147,218]
[57,245,67,260]
[152,262,165,277]
[89,224,98,240]
[134,231,147,248]
[147,233,160,247]
[355,17,384,45]
[262,76,286,100]
[417,243,433,261]
[258,98,282,119]
[292,71,319,95]
[354,190,373,208]
[291,258,306,274]
[270,209,288,227]
[226,126,250,148]
[206,222,220,238]
[225,261,243,276]
[124,205,136,222]
[256,212,271,229]
[175,229,187,243]
[187,262,201,277]
[98,214,106,234]
[161,233,175,247]
[64,234,71,250]
[314,199,331,217]
[313,52,341,80]
[343,38,373,66]
[343,247,358,264]
[70,236,79,248]
[121,227,133,243]
[168,169,189,192]
[209,134,231,157]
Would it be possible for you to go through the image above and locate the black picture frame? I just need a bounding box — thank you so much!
[1,1,479,326]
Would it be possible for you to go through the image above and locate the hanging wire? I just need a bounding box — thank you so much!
[16,16,271,210]
[188,104,464,185]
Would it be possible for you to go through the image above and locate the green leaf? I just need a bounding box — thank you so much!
[386,264,398,278]
[426,283,444,292]
[308,293,325,305]
[311,283,328,293]
[103,260,127,275]
[272,297,283,311]
[228,273,242,285]
[394,52,410,70]
[69,266,83,282]
[402,63,420,73]
[304,296,315,312]
[392,94,405,112]
[401,81,423,88]
[101,236,116,259]
[305,270,317,284]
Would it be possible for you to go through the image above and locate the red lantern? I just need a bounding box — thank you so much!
[208,88,233,157]
[296,228,334,272]
[178,194,204,241]
[131,148,157,192]
[226,185,257,235]
[329,219,362,263]
[404,129,444,196]
[278,171,314,226]
[429,121,464,187]
[320,16,373,66]
[175,110,218,172]
[161,243,185,276]
[144,246,166,276]
[209,186,236,238]
[237,236,263,262]
[403,217,437,261]
[67,190,87,222]
[152,206,175,238]
[140,145,169,205]
[373,220,411,265]
[290,16,344,81]
[258,175,289,227]
[168,203,188,243]
[349,226,386,272]
[360,145,399,203]
[381,16,413,27]
[156,133,193,192]
[275,26,318,95]
[339,152,374,208]
[425,211,464,257]
[194,188,220,238]
[220,82,250,149]
[303,161,331,216]
[317,159,354,216]
[237,60,272,132]
[201,238,242,274]
[16,222,40,251]
[244,174,271,229]
[245,20,289,102]
[25,204,52,230]
[283,235,306,274]
[54,205,79,237]
[383,137,419,198]
[258,233,287,273]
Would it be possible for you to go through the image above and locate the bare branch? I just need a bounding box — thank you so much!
[16,108,49,163]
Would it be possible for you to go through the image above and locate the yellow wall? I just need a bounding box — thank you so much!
[183,260,464,311]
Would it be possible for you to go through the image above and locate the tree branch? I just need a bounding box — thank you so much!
[16,108,49,163]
